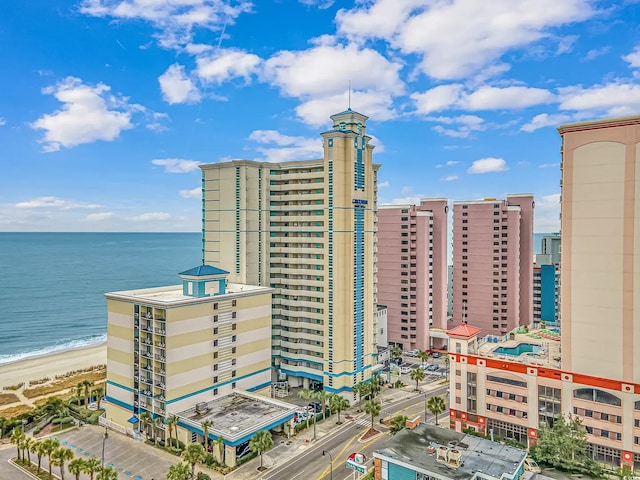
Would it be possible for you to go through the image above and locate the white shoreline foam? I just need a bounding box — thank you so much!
[0,334,107,366]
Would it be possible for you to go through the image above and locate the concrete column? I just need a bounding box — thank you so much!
[225,445,237,467]
[303,377,310,389]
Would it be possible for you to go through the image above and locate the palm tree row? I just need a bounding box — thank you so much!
[297,388,351,428]
[10,429,116,479]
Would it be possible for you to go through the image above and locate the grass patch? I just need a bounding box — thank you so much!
[0,404,33,418]
[3,382,24,391]
[33,390,74,407]
[0,393,20,406]
[11,458,51,480]
[23,370,106,399]
[28,377,50,387]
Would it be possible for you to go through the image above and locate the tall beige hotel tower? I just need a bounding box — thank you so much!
[200,109,379,394]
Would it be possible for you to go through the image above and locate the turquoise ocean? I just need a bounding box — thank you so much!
[0,232,201,365]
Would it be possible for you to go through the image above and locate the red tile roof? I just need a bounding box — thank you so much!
[446,324,482,338]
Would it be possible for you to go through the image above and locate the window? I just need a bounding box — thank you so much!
[214,303,218,310]
[232,382,237,389]
[573,388,621,406]
[232,300,237,307]
[213,315,218,322]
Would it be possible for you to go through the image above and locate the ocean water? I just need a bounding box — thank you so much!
[0,232,201,364]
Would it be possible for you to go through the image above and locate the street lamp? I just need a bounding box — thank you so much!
[322,450,334,480]
[101,427,108,472]
[424,393,428,424]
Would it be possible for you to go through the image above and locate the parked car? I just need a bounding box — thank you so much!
[400,365,412,374]
[431,352,441,358]
[405,349,420,357]
[523,458,541,473]
[308,401,322,412]
[420,363,432,371]
[426,364,440,371]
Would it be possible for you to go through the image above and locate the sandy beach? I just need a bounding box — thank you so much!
[0,343,107,389]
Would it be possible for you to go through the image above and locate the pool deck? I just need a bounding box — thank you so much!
[476,331,562,369]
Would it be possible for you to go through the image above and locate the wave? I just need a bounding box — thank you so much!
[0,334,107,366]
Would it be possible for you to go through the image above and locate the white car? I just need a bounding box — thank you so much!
[405,349,420,357]
[400,366,412,374]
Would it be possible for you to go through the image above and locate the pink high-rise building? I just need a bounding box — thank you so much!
[452,195,534,336]
[377,198,448,351]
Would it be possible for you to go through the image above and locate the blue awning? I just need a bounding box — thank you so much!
[127,416,139,424]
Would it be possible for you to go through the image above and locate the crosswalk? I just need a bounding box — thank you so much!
[354,417,371,427]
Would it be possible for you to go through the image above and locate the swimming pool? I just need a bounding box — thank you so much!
[493,343,541,356]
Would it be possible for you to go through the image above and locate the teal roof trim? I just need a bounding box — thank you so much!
[179,264,229,276]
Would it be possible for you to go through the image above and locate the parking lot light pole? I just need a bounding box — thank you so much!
[101,427,108,472]
[322,450,333,480]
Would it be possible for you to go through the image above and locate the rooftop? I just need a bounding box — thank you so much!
[374,424,527,480]
[179,265,229,277]
[105,282,271,306]
[175,391,297,444]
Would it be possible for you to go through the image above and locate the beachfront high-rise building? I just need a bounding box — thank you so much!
[532,256,560,325]
[377,199,448,351]
[104,266,275,439]
[558,116,640,382]
[200,109,379,394]
[541,233,561,264]
[446,115,640,471]
[452,195,534,336]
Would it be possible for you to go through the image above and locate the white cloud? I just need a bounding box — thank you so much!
[467,158,509,174]
[159,64,201,104]
[518,161,531,166]
[151,158,202,173]
[558,82,640,116]
[583,46,610,62]
[179,187,202,198]
[299,0,335,8]
[16,196,102,210]
[441,175,459,181]
[378,180,389,188]
[411,84,554,114]
[31,77,136,152]
[539,163,560,168]
[0,117,5,126]
[79,0,252,50]
[428,115,485,138]
[337,0,594,80]
[384,195,429,206]
[521,113,572,132]
[534,193,560,232]
[263,43,404,98]
[196,49,262,84]
[133,212,172,221]
[146,112,171,132]
[401,186,412,194]
[435,164,443,168]
[295,90,396,127]
[86,212,113,221]
[446,160,459,166]
[248,130,323,163]
[623,46,640,68]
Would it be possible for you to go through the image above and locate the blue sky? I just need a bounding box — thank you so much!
[1,0,639,232]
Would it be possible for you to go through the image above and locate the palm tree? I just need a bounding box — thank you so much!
[153,416,163,446]
[201,420,213,452]
[82,457,101,480]
[417,350,430,366]
[68,458,85,480]
[364,400,381,430]
[390,415,408,435]
[10,428,24,461]
[75,383,84,405]
[329,394,349,424]
[353,382,370,411]
[410,367,425,391]
[182,442,206,478]
[36,440,47,472]
[369,372,381,400]
[42,437,61,479]
[427,395,446,426]
[391,345,403,363]
[167,461,191,480]
[249,430,273,470]
[23,436,34,464]
[92,386,104,410]
[139,411,152,438]
[97,466,118,480]
[297,388,314,430]
[81,380,94,407]
[215,435,226,465]
[313,390,329,420]
[29,438,40,466]
[51,447,74,480]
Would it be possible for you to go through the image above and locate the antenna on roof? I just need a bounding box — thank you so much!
[348,80,351,109]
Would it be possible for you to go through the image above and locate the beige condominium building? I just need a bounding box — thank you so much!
[448,115,640,472]
[104,265,298,465]
[200,109,379,395]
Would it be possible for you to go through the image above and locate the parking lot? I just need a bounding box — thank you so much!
[42,425,182,479]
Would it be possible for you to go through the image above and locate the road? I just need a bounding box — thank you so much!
[261,385,448,480]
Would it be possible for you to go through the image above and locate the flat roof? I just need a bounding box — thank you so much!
[558,114,640,133]
[175,391,297,445]
[105,282,272,306]
[374,424,527,480]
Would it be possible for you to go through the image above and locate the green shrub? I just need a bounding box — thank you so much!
[196,473,212,480]
[166,438,185,449]
[237,450,258,466]
[204,454,217,467]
